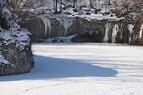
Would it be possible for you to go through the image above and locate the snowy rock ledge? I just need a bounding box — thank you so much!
[0,2,34,76]
[0,25,34,76]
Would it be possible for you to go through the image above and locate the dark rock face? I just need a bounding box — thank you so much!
[69,18,130,43]
[0,47,34,76]
[69,17,105,42]
[130,17,143,45]
[25,17,46,41]
[25,16,65,42]
[0,32,34,76]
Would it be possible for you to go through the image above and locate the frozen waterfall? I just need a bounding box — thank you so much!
[139,24,143,38]
[112,24,119,43]
[40,16,51,37]
[63,19,73,36]
[128,24,134,44]
[103,22,111,42]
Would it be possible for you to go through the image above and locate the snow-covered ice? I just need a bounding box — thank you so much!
[0,43,143,95]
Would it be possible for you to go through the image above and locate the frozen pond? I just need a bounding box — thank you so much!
[0,43,143,95]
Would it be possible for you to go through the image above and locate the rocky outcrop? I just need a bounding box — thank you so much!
[0,2,34,76]
[0,27,34,76]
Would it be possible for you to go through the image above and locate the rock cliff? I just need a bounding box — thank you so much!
[24,3,143,45]
[0,1,34,76]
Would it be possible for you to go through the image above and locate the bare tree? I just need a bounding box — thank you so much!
[7,0,44,17]
[54,0,58,13]
[73,0,77,11]
[73,0,77,8]
[89,0,94,8]
[54,0,63,13]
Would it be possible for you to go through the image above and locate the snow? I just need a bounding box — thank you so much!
[0,53,10,65]
[0,29,30,50]
[36,0,123,27]
[1,4,12,20]
[44,35,75,43]
[2,7,11,18]
[0,43,143,95]
[0,3,31,51]
[0,22,31,50]
[0,1,31,65]
[75,13,120,21]
[37,6,121,38]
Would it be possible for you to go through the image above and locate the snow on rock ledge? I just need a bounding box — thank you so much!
[0,23,31,50]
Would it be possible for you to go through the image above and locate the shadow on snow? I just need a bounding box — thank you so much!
[0,55,117,81]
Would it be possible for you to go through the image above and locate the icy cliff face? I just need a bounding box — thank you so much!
[24,0,143,45]
[25,14,131,44]
[0,1,33,76]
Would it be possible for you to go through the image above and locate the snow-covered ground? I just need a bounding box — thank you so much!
[0,43,143,95]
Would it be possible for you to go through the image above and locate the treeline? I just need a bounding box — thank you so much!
[5,0,143,21]
[6,0,143,12]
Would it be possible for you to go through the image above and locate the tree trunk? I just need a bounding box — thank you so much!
[108,0,111,5]
[73,0,76,8]
[55,0,58,13]
[59,0,62,12]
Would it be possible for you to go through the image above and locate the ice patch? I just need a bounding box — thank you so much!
[40,16,51,37]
